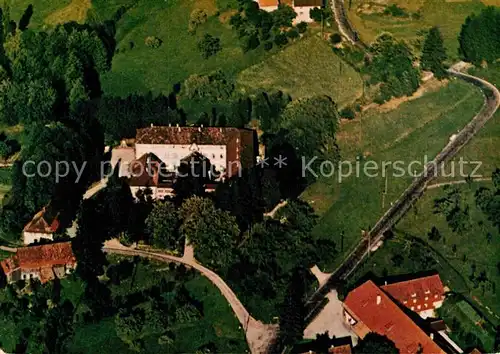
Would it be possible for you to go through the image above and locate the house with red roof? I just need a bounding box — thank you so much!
[0,242,76,284]
[381,274,446,319]
[343,280,446,354]
[255,0,325,22]
[22,206,60,245]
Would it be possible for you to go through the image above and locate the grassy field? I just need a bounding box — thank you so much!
[97,0,271,97]
[237,36,363,105]
[442,64,500,180]
[302,79,484,269]
[346,0,486,59]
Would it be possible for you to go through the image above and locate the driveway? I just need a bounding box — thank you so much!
[304,290,358,345]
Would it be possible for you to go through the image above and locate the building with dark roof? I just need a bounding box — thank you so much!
[343,280,446,354]
[1,242,76,283]
[22,206,60,245]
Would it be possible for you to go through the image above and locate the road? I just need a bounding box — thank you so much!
[331,0,368,50]
[103,240,277,354]
[304,68,500,323]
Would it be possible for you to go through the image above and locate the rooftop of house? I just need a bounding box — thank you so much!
[0,242,76,276]
[135,126,254,146]
[258,0,324,7]
[23,206,60,234]
[344,280,445,354]
[381,274,445,313]
[329,344,352,354]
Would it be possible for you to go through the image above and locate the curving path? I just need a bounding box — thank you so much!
[304,67,500,322]
[102,240,277,354]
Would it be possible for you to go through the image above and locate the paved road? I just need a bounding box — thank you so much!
[304,68,500,324]
[103,240,277,354]
[426,177,492,190]
[332,0,368,50]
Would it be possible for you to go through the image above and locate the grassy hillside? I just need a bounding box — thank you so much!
[237,36,363,105]
[346,0,487,59]
[301,79,484,268]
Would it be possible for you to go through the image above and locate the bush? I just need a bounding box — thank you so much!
[383,4,407,17]
[197,34,222,59]
[0,141,11,159]
[274,33,288,47]
[264,41,273,51]
[189,9,208,33]
[144,36,162,49]
[296,22,307,34]
[339,107,355,120]
[286,28,299,40]
[330,33,342,45]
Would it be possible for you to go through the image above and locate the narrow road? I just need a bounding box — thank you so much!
[426,177,492,190]
[304,68,500,324]
[102,240,277,354]
[331,0,368,50]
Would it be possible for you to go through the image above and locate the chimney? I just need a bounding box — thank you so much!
[430,333,434,340]
[219,127,222,133]
[377,295,381,305]
[150,123,153,128]
[198,126,202,132]
[168,123,171,127]
[176,123,180,132]
[385,280,388,286]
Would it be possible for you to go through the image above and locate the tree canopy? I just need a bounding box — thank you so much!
[459,6,500,64]
[421,27,448,79]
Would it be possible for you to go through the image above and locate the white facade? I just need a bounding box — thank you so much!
[135,143,228,174]
[23,231,54,245]
[294,6,315,22]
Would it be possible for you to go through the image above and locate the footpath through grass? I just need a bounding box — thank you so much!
[346,0,486,59]
[302,79,484,270]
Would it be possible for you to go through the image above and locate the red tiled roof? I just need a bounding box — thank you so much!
[259,0,278,6]
[293,0,323,6]
[23,207,60,234]
[1,242,76,276]
[329,344,352,354]
[344,280,445,354]
[381,275,445,314]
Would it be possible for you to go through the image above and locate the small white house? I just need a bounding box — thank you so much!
[255,0,325,23]
[22,207,60,245]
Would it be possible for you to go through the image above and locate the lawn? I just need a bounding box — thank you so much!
[237,35,364,106]
[301,79,485,269]
[345,0,486,59]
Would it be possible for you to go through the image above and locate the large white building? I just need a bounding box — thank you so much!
[124,126,257,199]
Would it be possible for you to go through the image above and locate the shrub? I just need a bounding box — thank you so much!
[330,33,342,45]
[274,32,288,47]
[189,9,208,33]
[197,34,222,59]
[0,141,11,159]
[287,28,299,40]
[296,22,307,33]
[145,36,162,49]
[264,41,273,51]
[339,107,355,120]
[383,4,407,17]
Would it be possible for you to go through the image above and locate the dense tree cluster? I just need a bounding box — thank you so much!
[434,185,471,234]
[475,168,500,231]
[459,6,500,64]
[367,33,421,103]
[421,27,448,79]
[354,333,398,354]
[229,0,300,52]
[0,23,112,125]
